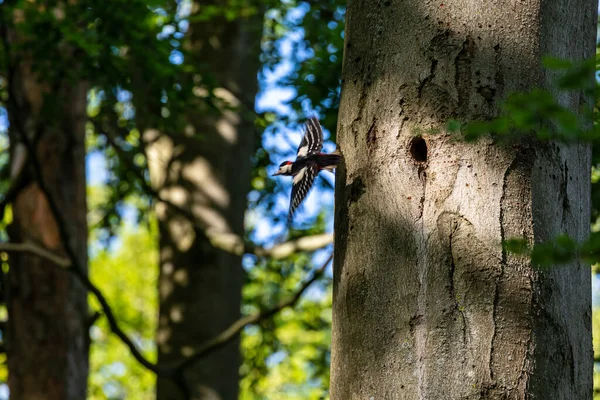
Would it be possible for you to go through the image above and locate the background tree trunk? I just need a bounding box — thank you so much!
[6,52,89,400]
[146,4,262,399]
[331,0,596,398]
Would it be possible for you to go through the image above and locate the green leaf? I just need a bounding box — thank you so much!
[464,121,489,141]
[531,234,577,266]
[503,238,529,255]
[542,56,573,70]
[446,119,461,133]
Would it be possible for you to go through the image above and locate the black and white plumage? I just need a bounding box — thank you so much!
[272,117,341,223]
[296,117,323,158]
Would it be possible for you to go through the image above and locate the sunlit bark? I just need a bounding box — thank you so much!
[331,0,596,398]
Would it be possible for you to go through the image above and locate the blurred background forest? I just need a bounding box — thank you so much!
[0,0,598,399]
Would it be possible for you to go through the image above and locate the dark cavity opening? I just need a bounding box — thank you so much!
[409,137,428,162]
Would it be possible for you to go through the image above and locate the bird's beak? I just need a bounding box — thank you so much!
[272,170,281,176]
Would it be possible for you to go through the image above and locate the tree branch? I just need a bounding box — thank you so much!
[0,12,196,395]
[0,18,177,378]
[16,121,175,374]
[1,237,334,379]
[0,156,29,222]
[0,6,28,223]
[0,242,71,268]
[172,252,333,373]
[207,231,333,259]
[2,14,332,394]
[7,100,332,394]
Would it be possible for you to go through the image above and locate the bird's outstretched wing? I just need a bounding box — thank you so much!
[296,117,323,158]
[288,162,318,223]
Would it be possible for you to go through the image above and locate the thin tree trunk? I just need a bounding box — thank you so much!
[331,0,595,399]
[6,50,89,400]
[146,4,262,399]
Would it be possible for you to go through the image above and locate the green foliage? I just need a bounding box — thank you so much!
[531,235,581,266]
[2,0,336,398]
[241,254,332,400]
[240,292,331,400]
[504,233,600,268]
[88,190,158,400]
[504,234,596,267]
[447,56,597,144]
[449,49,600,393]
[450,53,600,269]
[502,238,529,255]
[3,0,600,398]
[241,208,332,398]
[594,304,600,398]
[0,0,191,239]
[262,1,345,132]
[251,1,346,226]
[188,0,263,22]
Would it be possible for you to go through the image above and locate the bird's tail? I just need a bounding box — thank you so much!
[317,150,342,172]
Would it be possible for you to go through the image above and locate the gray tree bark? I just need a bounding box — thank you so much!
[331,1,596,399]
[146,3,262,399]
[5,38,89,400]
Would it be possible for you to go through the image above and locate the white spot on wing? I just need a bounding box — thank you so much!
[288,163,318,222]
[297,145,309,157]
[295,117,324,158]
[293,167,306,184]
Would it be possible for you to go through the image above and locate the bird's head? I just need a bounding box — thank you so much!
[273,161,293,176]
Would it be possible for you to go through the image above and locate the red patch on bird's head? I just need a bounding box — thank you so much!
[279,161,293,167]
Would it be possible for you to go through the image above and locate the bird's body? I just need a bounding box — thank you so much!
[288,152,340,174]
[273,117,341,223]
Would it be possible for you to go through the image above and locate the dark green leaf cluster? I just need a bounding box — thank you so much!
[262,1,345,133]
[504,233,600,268]
[241,216,332,399]
[447,56,597,144]
[453,53,600,268]
[0,0,193,237]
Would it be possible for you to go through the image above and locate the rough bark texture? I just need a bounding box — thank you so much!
[147,4,262,400]
[6,52,89,399]
[331,1,596,399]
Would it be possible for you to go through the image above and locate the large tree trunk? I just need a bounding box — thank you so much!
[146,4,262,399]
[331,1,595,399]
[5,45,89,400]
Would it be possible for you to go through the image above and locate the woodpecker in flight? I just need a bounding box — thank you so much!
[273,117,341,223]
